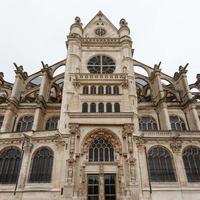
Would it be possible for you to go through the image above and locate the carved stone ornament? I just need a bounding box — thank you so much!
[82,128,122,153]
[69,123,80,135]
[135,136,146,148]
[122,124,134,138]
[170,139,182,153]
[14,63,28,79]
[174,63,188,80]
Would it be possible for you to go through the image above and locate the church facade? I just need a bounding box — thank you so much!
[0,11,200,200]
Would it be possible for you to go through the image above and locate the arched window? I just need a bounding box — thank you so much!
[98,103,104,113]
[170,115,186,131]
[89,138,114,162]
[91,86,96,94]
[114,103,120,112]
[82,103,88,113]
[87,55,115,74]
[139,116,158,131]
[0,147,21,184]
[45,116,59,130]
[106,103,112,112]
[0,115,4,129]
[83,86,89,94]
[90,103,96,113]
[98,86,104,95]
[29,148,53,183]
[113,86,119,94]
[148,146,176,182]
[106,86,112,94]
[182,146,200,182]
[16,116,33,132]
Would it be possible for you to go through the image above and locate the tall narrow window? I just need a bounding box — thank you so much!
[104,175,116,200]
[90,103,96,113]
[0,147,21,184]
[91,86,96,94]
[114,103,120,113]
[106,103,112,113]
[16,116,33,132]
[98,86,104,95]
[82,103,88,113]
[113,86,119,94]
[46,116,59,130]
[106,86,112,94]
[89,138,114,162]
[87,175,99,200]
[170,115,186,131]
[139,116,158,131]
[148,146,176,182]
[29,148,53,183]
[98,103,104,113]
[182,146,200,182]
[0,115,4,129]
[83,86,89,94]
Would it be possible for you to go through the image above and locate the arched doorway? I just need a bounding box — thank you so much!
[81,128,122,200]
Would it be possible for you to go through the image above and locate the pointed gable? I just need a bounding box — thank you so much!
[83,11,119,38]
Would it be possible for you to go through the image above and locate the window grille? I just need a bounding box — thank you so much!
[139,116,158,131]
[183,146,200,182]
[148,146,176,182]
[45,116,59,130]
[106,103,112,112]
[90,103,96,113]
[106,86,112,94]
[0,147,21,184]
[29,148,53,183]
[82,103,88,113]
[98,103,104,113]
[98,86,104,95]
[16,116,33,132]
[87,55,115,74]
[83,86,89,94]
[170,116,186,131]
[113,86,119,94]
[114,103,120,113]
[91,86,96,94]
[0,116,4,129]
[89,138,114,162]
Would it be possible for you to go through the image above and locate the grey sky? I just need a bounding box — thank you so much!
[0,0,199,83]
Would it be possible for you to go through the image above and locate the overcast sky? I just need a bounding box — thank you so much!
[0,0,199,83]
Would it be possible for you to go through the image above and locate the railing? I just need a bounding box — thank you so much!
[74,73,127,81]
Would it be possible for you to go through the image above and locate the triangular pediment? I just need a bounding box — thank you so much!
[83,11,119,38]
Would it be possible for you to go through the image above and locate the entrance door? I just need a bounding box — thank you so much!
[87,174,116,200]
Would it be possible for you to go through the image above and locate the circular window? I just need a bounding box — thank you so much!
[87,55,115,74]
[95,28,106,36]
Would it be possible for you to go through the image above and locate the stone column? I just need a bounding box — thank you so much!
[17,139,33,190]
[32,67,52,131]
[1,66,27,132]
[150,65,171,130]
[170,139,187,186]
[32,96,46,131]
[59,17,82,134]
[54,137,66,188]
[174,66,200,130]
[135,138,149,189]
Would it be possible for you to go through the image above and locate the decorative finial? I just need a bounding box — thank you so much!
[154,61,161,69]
[120,18,128,27]
[74,16,82,26]
[97,11,103,17]
[41,61,48,69]
[13,62,24,72]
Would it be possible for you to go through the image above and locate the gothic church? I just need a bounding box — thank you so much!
[0,11,200,200]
